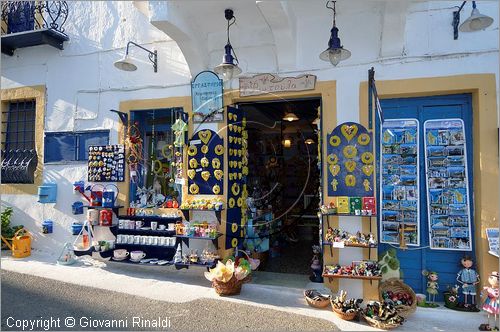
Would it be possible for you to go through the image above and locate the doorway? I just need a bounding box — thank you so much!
[239,98,321,277]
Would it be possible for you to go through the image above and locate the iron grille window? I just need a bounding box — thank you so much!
[1,100,38,184]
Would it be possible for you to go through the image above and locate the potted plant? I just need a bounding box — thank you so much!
[1,207,23,249]
[443,284,460,309]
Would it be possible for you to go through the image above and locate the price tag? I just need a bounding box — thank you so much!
[332,242,345,248]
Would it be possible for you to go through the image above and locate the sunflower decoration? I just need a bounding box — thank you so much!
[212,158,221,169]
[215,144,224,155]
[212,184,221,195]
[329,135,341,147]
[343,145,358,159]
[189,158,198,169]
[361,152,374,165]
[189,183,200,194]
[201,145,209,154]
[201,157,209,168]
[357,133,371,146]
[188,145,197,156]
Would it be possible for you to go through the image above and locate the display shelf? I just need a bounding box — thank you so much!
[117,215,182,223]
[180,209,223,223]
[73,247,95,256]
[176,233,222,240]
[322,274,382,281]
[115,243,176,249]
[322,242,377,248]
[115,228,176,236]
[86,205,124,210]
[109,258,174,266]
[174,261,218,270]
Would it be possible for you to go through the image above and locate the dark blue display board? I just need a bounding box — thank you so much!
[225,106,246,249]
[326,122,374,197]
[187,129,224,195]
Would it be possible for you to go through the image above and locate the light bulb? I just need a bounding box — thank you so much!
[328,50,342,66]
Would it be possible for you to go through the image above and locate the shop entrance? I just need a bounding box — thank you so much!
[238,98,321,277]
[376,94,474,300]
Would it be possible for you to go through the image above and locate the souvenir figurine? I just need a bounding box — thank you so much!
[479,272,499,331]
[423,270,439,304]
[310,245,323,283]
[457,255,480,309]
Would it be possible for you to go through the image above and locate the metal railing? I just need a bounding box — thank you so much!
[1,1,68,35]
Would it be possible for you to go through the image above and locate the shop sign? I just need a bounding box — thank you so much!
[191,71,223,123]
[239,73,316,97]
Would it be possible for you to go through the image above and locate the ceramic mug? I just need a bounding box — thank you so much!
[147,236,153,245]
[127,235,134,244]
[168,237,176,246]
[159,237,166,246]
[107,240,115,249]
[168,223,175,231]
[158,224,166,231]
[118,220,124,229]
[135,221,144,229]
[130,250,146,261]
[151,221,158,231]
[113,249,129,259]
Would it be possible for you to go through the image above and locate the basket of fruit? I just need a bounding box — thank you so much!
[304,289,331,309]
[379,278,416,318]
[361,300,404,330]
[330,290,362,320]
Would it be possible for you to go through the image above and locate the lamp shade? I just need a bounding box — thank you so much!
[319,26,351,66]
[459,7,494,32]
[114,55,137,71]
[283,112,299,122]
[305,138,315,145]
[214,63,242,81]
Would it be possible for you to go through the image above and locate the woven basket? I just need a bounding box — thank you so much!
[331,306,357,321]
[304,290,331,309]
[212,276,243,296]
[379,278,417,318]
[361,313,401,330]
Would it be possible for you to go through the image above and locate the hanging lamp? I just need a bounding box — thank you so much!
[283,112,299,122]
[319,1,351,66]
[305,138,315,145]
[453,1,494,39]
[214,9,242,81]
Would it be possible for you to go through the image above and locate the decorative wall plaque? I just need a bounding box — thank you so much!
[239,73,316,97]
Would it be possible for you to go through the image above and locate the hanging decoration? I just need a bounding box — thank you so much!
[326,122,375,215]
[187,129,224,195]
[225,106,247,249]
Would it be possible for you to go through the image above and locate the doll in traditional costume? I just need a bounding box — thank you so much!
[423,270,439,304]
[479,272,499,331]
[457,255,480,308]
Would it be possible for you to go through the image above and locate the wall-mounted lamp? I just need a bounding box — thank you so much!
[114,41,158,72]
[214,9,242,81]
[319,1,351,66]
[453,1,493,40]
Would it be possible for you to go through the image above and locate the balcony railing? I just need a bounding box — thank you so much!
[1,1,69,55]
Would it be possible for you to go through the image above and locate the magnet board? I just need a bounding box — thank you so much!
[87,145,125,182]
[187,129,224,195]
[379,119,420,246]
[326,122,375,197]
[424,119,472,251]
[225,106,247,249]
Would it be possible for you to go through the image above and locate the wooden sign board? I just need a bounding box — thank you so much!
[239,73,316,97]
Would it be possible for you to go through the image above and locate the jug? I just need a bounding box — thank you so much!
[1,228,32,258]
[87,209,99,225]
[90,184,104,206]
[100,209,113,226]
[102,184,119,208]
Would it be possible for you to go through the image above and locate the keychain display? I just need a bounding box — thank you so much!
[187,129,224,195]
[380,119,419,246]
[424,119,471,250]
[87,145,125,182]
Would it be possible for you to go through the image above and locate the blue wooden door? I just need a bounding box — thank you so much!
[376,94,474,300]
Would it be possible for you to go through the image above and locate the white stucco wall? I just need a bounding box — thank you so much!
[1,0,498,297]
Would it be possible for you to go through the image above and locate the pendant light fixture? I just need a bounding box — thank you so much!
[283,112,299,122]
[319,1,351,66]
[305,138,315,145]
[453,1,494,39]
[214,9,242,81]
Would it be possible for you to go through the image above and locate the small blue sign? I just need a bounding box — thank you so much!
[191,71,223,123]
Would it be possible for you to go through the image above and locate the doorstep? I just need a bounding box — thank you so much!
[1,250,488,332]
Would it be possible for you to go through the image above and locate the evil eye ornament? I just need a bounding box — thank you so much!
[212,158,221,169]
[201,145,209,154]
[343,145,358,159]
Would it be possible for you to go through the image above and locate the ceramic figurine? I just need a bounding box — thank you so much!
[173,244,182,263]
[479,272,499,331]
[310,245,323,283]
[457,255,480,308]
[423,270,439,304]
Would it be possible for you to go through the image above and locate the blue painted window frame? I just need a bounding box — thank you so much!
[44,130,110,163]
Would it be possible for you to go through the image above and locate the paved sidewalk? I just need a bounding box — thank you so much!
[1,250,488,331]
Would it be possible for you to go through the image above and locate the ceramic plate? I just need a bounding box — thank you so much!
[129,258,142,263]
[112,256,127,261]
[140,227,151,230]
